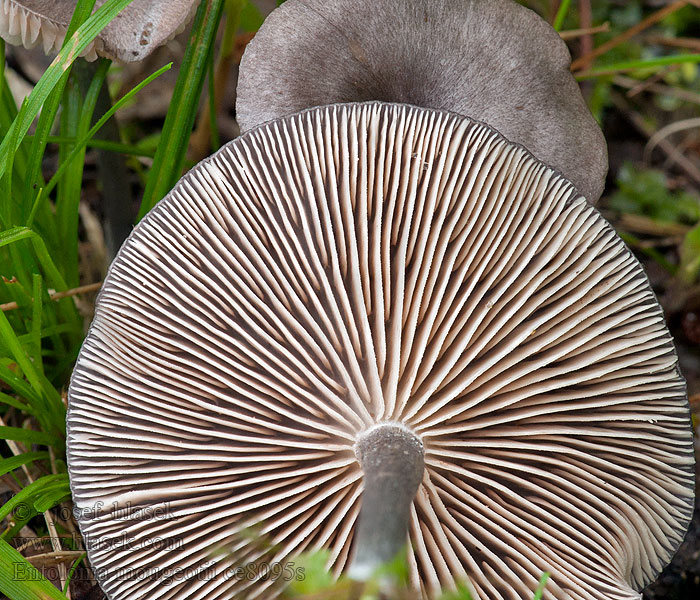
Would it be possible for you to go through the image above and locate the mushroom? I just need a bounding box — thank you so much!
[236,0,608,204]
[0,0,198,61]
[67,102,695,600]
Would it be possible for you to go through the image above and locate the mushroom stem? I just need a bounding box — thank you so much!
[348,422,424,581]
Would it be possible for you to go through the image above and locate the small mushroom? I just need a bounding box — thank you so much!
[236,0,608,204]
[0,0,198,61]
[68,102,694,600]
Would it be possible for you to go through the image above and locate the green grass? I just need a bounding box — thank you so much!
[0,0,227,596]
[281,552,550,599]
[0,0,698,598]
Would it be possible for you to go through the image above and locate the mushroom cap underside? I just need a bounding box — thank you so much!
[67,102,694,600]
[0,0,198,61]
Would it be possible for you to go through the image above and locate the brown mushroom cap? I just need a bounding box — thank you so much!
[68,102,693,600]
[236,0,608,203]
[0,0,198,61]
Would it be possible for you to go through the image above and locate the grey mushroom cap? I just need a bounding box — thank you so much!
[68,102,693,600]
[0,0,198,61]
[236,0,608,203]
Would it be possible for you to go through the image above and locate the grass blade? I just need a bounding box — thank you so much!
[0,362,42,408]
[0,391,34,414]
[0,539,70,600]
[29,275,43,375]
[0,308,64,436]
[55,59,109,287]
[0,474,70,523]
[0,427,62,448]
[0,0,135,186]
[39,62,173,203]
[20,0,98,229]
[533,572,550,600]
[0,452,49,477]
[0,228,69,291]
[553,0,572,31]
[138,0,226,218]
[62,554,86,595]
[0,41,29,208]
[575,53,700,79]
[26,136,156,158]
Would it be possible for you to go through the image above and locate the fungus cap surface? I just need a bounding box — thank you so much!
[237,0,607,203]
[68,102,694,600]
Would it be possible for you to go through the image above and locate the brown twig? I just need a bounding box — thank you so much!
[42,512,68,596]
[0,415,69,593]
[613,74,700,105]
[577,0,594,73]
[644,117,700,163]
[44,446,69,597]
[664,133,700,171]
[559,23,610,41]
[571,1,690,72]
[189,24,254,162]
[25,551,85,566]
[0,415,32,481]
[647,35,700,52]
[618,64,681,97]
[617,213,690,238]
[0,282,103,312]
[611,92,700,185]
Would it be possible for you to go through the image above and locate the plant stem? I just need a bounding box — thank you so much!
[189,0,245,161]
[553,0,571,31]
[74,58,134,261]
[138,0,226,219]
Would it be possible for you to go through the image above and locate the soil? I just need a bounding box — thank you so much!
[644,504,700,600]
